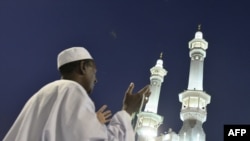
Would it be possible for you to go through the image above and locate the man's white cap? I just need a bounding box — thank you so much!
[57,47,93,69]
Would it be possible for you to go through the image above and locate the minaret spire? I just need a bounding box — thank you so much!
[135,53,167,140]
[144,53,167,113]
[178,29,211,141]
[186,25,207,90]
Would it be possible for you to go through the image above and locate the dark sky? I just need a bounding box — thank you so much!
[1,0,250,141]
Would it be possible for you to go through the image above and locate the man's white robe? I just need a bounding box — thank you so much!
[3,80,135,141]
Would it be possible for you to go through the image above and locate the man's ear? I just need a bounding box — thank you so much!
[79,61,86,75]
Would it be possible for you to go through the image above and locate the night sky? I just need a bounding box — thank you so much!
[1,0,250,141]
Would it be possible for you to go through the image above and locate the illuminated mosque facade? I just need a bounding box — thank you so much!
[134,27,211,141]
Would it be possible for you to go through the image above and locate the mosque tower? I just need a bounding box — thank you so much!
[178,26,211,141]
[135,53,167,141]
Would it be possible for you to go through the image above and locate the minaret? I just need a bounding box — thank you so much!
[178,26,211,141]
[135,53,167,140]
[145,52,167,113]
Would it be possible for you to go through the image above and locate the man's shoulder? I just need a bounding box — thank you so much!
[55,79,81,86]
[46,79,81,88]
[39,80,86,95]
[32,80,91,104]
[58,80,85,92]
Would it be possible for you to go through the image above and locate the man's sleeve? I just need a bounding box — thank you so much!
[107,110,135,141]
[58,85,135,141]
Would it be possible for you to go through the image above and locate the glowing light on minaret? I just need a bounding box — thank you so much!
[178,25,211,141]
[135,53,167,140]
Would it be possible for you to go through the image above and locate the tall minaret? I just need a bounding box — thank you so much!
[178,26,211,141]
[145,53,167,113]
[135,53,167,140]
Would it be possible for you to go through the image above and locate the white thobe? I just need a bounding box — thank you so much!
[3,80,135,141]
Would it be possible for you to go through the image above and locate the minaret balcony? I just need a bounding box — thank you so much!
[180,108,207,122]
[179,90,211,104]
[150,67,167,77]
[189,48,206,59]
[135,112,164,138]
[188,38,208,50]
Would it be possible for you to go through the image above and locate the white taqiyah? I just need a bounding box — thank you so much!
[57,47,93,69]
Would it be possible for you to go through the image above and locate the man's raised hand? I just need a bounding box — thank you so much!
[122,82,151,115]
